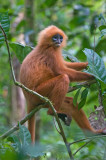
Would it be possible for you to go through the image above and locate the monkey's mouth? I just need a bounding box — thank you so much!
[54,43,61,47]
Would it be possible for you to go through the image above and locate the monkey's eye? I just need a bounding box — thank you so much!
[52,34,63,44]
[60,35,63,42]
[52,35,58,42]
[60,35,63,39]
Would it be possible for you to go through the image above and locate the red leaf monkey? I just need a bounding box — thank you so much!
[20,25,106,143]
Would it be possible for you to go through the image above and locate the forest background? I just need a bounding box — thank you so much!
[0,0,106,159]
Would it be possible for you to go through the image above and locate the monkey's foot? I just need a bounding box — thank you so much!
[47,109,72,126]
[58,113,72,126]
[96,128,106,135]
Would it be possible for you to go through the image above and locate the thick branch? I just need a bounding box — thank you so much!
[0,104,43,140]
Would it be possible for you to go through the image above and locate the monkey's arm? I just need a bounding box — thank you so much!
[55,66,93,82]
[64,61,88,71]
[65,68,94,82]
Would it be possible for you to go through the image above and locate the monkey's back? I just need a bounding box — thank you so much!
[20,48,55,90]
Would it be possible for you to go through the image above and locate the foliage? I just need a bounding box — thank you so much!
[0,0,106,160]
[9,42,33,63]
[0,125,48,159]
[0,12,10,46]
[83,48,106,83]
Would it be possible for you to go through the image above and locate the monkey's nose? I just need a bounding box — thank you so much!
[55,39,61,47]
[57,39,61,44]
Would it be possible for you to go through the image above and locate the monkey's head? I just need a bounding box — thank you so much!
[38,25,67,48]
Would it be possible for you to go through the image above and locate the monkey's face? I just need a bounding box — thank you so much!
[38,25,67,48]
[52,34,63,47]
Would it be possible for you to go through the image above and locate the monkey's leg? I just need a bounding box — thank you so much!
[24,74,69,143]
[59,97,106,134]
[35,74,69,115]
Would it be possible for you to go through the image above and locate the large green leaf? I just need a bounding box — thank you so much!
[0,12,10,47]
[9,42,33,63]
[83,48,106,83]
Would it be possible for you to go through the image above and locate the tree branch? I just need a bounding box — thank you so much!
[96,80,103,107]
[0,24,74,160]
[73,140,93,156]
[69,134,106,146]
[68,79,96,93]
[0,104,44,140]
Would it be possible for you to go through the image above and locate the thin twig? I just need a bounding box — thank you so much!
[53,117,61,134]
[73,133,106,156]
[69,134,106,146]
[68,79,96,93]
[94,25,96,52]
[0,24,74,160]
[0,25,16,83]
[73,140,93,156]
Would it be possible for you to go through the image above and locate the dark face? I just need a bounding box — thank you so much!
[52,34,63,47]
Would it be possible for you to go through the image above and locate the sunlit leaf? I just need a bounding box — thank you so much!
[99,25,106,31]
[73,88,81,106]
[83,48,106,83]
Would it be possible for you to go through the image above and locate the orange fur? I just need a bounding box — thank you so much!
[20,25,105,143]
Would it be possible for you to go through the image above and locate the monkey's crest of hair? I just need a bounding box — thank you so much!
[37,25,68,48]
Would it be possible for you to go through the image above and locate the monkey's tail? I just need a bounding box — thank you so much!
[27,106,36,143]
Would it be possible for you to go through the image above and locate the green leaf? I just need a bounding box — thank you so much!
[73,88,81,106]
[25,144,46,158]
[99,25,106,31]
[78,88,88,109]
[45,0,58,7]
[0,12,10,47]
[7,135,21,150]
[98,14,106,25]
[83,48,106,83]
[99,29,106,39]
[81,88,89,99]
[18,124,31,146]
[9,42,33,63]
[78,99,86,110]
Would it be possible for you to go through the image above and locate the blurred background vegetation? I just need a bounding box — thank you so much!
[0,0,106,159]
